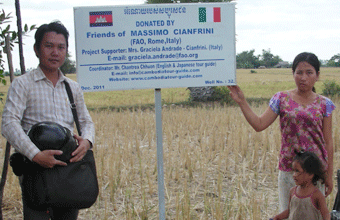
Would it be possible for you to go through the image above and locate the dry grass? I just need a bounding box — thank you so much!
[0,68,340,219]
[1,104,340,219]
[237,67,340,98]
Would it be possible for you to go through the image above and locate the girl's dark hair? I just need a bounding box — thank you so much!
[294,150,325,185]
[292,52,320,93]
[34,21,69,53]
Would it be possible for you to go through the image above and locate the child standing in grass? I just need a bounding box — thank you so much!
[271,151,330,220]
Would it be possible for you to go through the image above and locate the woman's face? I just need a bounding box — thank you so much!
[293,61,319,92]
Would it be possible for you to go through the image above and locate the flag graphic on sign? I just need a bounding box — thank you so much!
[199,7,221,23]
[89,11,113,27]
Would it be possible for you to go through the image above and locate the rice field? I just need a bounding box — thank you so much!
[0,67,340,219]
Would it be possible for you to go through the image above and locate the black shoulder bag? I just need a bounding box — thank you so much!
[19,81,99,210]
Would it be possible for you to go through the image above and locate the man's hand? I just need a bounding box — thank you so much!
[70,134,91,163]
[32,150,67,168]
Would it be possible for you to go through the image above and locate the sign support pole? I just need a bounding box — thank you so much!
[155,88,165,220]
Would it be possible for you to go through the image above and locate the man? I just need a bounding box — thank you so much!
[1,21,95,219]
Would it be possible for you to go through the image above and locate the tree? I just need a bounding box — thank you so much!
[0,9,14,88]
[15,0,26,75]
[236,49,260,68]
[60,52,76,74]
[236,49,283,69]
[0,8,35,92]
[260,49,282,68]
[327,54,340,67]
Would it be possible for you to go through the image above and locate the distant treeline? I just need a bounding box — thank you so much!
[237,49,340,69]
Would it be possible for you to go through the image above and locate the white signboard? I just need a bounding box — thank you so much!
[74,3,236,92]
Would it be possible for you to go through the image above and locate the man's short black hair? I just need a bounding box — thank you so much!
[34,21,69,52]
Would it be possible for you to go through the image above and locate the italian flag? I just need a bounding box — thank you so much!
[199,7,221,23]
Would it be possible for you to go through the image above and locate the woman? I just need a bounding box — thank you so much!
[227,52,335,212]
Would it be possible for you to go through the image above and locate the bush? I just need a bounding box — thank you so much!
[210,86,234,104]
[187,87,215,102]
[322,80,340,97]
[187,86,234,105]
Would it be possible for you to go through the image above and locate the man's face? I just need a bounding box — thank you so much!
[35,31,67,73]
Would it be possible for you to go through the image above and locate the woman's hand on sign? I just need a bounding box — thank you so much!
[227,85,246,104]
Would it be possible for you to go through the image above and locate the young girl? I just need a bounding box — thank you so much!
[272,151,330,220]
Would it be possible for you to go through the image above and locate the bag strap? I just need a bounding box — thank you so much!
[64,80,82,136]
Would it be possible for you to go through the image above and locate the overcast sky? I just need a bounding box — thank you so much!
[2,0,340,72]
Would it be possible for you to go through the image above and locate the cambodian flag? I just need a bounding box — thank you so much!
[199,7,221,23]
[89,11,113,27]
